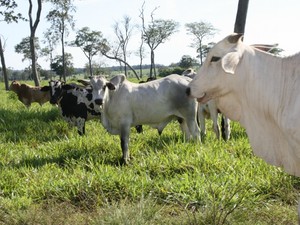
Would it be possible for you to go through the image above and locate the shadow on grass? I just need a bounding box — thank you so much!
[7,145,124,170]
[0,107,70,143]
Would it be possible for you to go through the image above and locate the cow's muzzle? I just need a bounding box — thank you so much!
[50,98,58,105]
[94,99,103,105]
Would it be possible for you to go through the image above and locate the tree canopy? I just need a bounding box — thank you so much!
[71,26,104,76]
[185,21,218,65]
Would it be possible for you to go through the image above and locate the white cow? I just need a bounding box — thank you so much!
[187,33,300,177]
[89,74,200,164]
[187,32,300,222]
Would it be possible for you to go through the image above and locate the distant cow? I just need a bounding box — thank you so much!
[46,80,101,135]
[9,80,50,108]
[89,74,200,164]
[182,68,197,78]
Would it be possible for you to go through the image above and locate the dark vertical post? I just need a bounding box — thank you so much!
[234,0,249,34]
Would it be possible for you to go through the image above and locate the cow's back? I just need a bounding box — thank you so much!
[115,74,196,125]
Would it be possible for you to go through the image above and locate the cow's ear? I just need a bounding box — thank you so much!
[109,74,125,89]
[221,52,240,74]
[40,86,50,92]
[106,82,116,90]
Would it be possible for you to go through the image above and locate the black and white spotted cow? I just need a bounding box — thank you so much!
[47,80,101,135]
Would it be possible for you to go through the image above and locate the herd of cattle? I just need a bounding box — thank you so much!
[7,33,300,220]
[9,71,230,164]
[9,32,300,176]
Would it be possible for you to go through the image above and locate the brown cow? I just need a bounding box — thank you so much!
[9,80,50,108]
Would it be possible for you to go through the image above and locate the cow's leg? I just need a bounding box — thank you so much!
[135,125,143,133]
[198,108,206,138]
[76,117,86,135]
[221,116,231,141]
[178,119,192,140]
[120,124,130,164]
[209,106,220,140]
[186,118,201,142]
[180,119,201,141]
[157,120,170,135]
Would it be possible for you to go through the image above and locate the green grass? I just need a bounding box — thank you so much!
[0,83,299,224]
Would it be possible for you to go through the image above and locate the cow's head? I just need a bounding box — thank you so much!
[89,75,125,107]
[9,80,21,92]
[48,80,66,104]
[187,33,244,103]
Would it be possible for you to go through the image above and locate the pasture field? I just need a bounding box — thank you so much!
[0,81,299,224]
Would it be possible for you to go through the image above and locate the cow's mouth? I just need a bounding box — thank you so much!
[197,93,210,103]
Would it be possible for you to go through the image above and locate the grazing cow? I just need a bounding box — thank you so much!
[89,74,200,164]
[46,80,101,135]
[187,33,300,177]
[9,80,50,108]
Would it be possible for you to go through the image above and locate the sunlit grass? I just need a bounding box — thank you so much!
[0,85,299,224]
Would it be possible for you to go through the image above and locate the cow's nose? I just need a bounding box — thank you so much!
[95,99,103,105]
[50,98,57,104]
[186,87,191,96]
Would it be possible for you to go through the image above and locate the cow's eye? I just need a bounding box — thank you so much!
[102,85,106,91]
[210,56,221,62]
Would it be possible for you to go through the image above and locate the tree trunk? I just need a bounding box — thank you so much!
[234,0,249,34]
[199,40,203,65]
[0,38,9,90]
[88,56,93,76]
[28,0,42,86]
[149,49,154,78]
[61,32,66,82]
[30,36,40,86]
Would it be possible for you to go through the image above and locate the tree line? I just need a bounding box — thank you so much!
[0,0,220,90]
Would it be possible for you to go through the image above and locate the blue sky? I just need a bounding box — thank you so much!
[1,0,300,70]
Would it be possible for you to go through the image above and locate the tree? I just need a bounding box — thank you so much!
[46,0,75,81]
[197,42,215,62]
[71,27,103,76]
[0,0,26,90]
[140,3,178,78]
[15,37,40,62]
[15,36,41,80]
[41,30,58,69]
[185,21,218,65]
[178,55,198,69]
[28,0,42,86]
[113,15,135,77]
[136,31,147,78]
[99,33,140,80]
[51,53,74,79]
